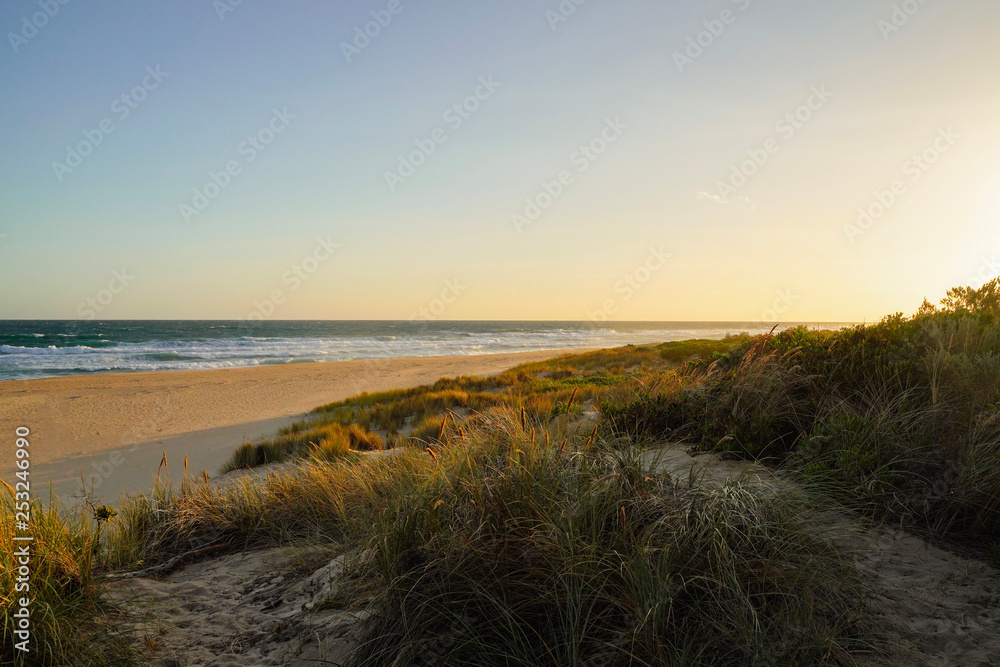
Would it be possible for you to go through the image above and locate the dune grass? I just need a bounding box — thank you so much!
[0,487,138,667]
[219,338,745,475]
[220,421,380,473]
[652,335,751,364]
[95,406,882,666]
[0,330,906,665]
[344,410,880,666]
[603,278,1000,550]
[12,278,1000,664]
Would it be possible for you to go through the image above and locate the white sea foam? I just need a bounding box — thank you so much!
[1,345,99,355]
[0,324,812,380]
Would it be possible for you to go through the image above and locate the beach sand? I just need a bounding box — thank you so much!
[0,349,578,504]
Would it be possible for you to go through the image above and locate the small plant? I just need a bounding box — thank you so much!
[91,504,118,560]
[94,505,118,523]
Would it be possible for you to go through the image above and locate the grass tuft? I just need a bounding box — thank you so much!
[345,409,880,666]
[0,488,139,666]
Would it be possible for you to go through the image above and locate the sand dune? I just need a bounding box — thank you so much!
[0,350,578,503]
[112,445,1000,666]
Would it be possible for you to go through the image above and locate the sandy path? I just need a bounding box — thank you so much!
[645,444,1000,665]
[0,349,577,503]
[859,529,1000,666]
[113,547,364,666]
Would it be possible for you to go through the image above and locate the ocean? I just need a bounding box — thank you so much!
[0,320,853,381]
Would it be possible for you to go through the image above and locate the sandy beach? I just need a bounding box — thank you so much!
[0,349,576,503]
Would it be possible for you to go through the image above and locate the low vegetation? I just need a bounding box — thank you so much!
[345,411,878,666]
[220,336,750,474]
[51,407,880,666]
[222,421,380,472]
[8,279,1000,664]
[0,488,137,666]
[604,278,1000,551]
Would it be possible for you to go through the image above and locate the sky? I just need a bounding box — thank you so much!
[1,0,998,322]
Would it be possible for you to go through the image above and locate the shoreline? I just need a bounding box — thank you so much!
[1,348,583,503]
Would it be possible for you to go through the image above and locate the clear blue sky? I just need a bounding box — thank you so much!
[2,0,998,321]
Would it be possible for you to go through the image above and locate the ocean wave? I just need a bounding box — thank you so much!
[0,323,799,381]
[141,352,208,362]
[1,345,99,355]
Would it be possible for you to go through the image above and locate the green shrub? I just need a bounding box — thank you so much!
[655,335,752,365]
